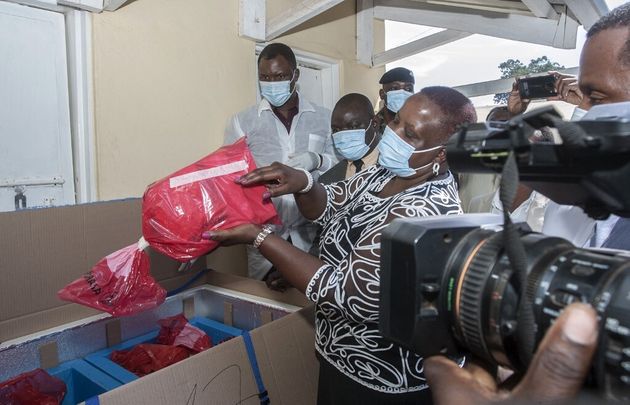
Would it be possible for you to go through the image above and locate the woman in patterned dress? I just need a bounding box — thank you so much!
[206,86,477,404]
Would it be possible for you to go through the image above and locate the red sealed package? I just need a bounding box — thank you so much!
[59,139,279,316]
[58,242,166,317]
[110,344,190,377]
[156,314,212,353]
[142,137,280,261]
[0,369,66,405]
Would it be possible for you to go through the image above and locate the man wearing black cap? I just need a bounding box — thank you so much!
[375,67,415,134]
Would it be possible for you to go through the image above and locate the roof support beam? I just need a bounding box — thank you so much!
[565,0,609,31]
[372,29,471,67]
[266,0,344,41]
[239,0,266,41]
[521,0,558,19]
[102,0,128,11]
[357,0,374,66]
[373,0,579,49]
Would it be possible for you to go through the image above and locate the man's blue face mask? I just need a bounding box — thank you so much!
[259,71,296,107]
[386,89,413,113]
[332,128,376,161]
[571,107,587,121]
[378,125,442,177]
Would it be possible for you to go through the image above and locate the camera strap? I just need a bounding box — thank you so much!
[499,151,536,367]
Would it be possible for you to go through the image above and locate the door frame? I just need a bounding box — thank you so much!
[0,0,97,203]
[65,8,97,203]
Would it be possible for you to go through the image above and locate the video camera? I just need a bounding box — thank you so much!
[379,103,630,400]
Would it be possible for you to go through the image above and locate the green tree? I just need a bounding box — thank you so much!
[493,56,565,104]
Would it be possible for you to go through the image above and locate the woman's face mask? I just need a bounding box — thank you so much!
[332,127,376,161]
[386,89,413,113]
[259,71,296,107]
[378,125,442,177]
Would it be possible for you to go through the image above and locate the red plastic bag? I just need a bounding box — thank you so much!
[59,139,278,316]
[0,369,66,405]
[110,344,190,377]
[57,242,166,317]
[142,137,280,261]
[156,314,212,353]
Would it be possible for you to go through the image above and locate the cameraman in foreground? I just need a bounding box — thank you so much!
[424,4,630,403]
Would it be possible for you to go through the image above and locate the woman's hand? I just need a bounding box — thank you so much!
[202,224,261,246]
[237,162,309,198]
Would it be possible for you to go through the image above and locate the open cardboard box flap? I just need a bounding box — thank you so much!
[0,199,317,404]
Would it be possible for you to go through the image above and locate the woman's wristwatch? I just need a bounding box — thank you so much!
[253,224,274,249]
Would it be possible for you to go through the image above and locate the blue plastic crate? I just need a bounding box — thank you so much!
[47,359,121,405]
[85,317,242,384]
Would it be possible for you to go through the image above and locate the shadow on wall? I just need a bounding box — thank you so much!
[110,0,141,11]
[278,0,356,37]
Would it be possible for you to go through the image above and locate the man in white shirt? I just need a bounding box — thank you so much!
[224,43,339,282]
[541,4,630,250]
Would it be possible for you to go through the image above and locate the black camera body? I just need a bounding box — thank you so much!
[379,105,630,400]
[446,106,630,219]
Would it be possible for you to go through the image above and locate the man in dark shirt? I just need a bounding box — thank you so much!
[375,67,415,135]
[319,93,381,184]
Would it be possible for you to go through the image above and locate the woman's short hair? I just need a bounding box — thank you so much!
[419,86,477,141]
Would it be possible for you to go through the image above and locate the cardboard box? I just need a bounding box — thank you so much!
[96,307,317,405]
[0,199,318,404]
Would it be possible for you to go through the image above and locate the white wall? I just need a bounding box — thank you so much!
[92,0,384,200]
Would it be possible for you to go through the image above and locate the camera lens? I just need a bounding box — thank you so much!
[444,229,630,400]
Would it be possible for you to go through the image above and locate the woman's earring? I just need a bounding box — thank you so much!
[432,162,440,176]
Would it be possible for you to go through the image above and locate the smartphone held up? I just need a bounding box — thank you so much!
[518,74,558,100]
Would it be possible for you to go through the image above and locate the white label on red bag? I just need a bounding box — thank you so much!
[169,160,249,188]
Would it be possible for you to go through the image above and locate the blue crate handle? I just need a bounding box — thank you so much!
[85,396,100,405]
[166,267,211,297]
[242,330,270,405]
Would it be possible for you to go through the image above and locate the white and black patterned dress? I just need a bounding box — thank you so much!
[306,165,462,393]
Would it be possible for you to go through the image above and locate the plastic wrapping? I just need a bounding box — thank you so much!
[109,344,189,377]
[143,137,280,261]
[156,314,212,353]
[58,244,166,317]
[59,139,279,316]
[0,369,66,405]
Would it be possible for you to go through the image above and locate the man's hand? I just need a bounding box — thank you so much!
[424,303,598,404]
[237,162,310,198]
[547,71,583,106]
[264,268,292,292]
[286,151,320,171]
[508,81,530,116]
